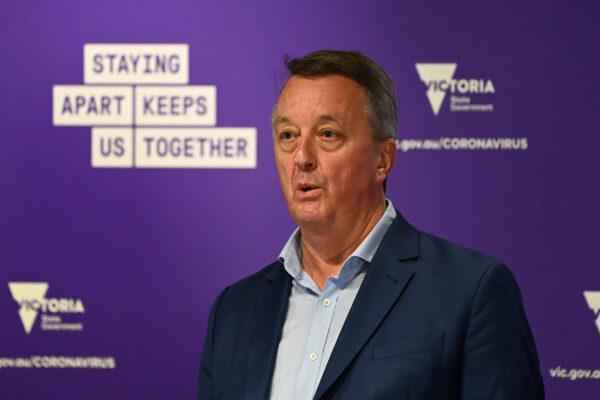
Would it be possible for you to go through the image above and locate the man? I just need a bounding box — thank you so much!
[198,50,544,399]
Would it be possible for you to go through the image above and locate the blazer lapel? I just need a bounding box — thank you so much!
[314,213,420,399]
[245,262,292,399]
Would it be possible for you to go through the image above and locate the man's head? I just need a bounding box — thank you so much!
[272,50,397,230]
[273,50,398,142]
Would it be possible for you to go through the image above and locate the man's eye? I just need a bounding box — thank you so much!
[281,131,294,140]
[322,130,337,139]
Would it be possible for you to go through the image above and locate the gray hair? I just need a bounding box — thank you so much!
[274,50,398,141]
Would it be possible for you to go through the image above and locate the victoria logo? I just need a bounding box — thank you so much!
[584,291,600,334]
[8,282,85,334]
[415,63,495,115]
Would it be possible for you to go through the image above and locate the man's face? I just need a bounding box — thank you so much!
[273,74,392,228]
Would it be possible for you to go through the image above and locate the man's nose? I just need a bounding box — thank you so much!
[293,135,317,171]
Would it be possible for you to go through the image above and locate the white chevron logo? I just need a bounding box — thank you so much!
[415,63,457,115]
[8,282,49,334]
[8,282,85,334]
[583,291,600,334]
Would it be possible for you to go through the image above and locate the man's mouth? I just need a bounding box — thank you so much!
[297,183,319,193]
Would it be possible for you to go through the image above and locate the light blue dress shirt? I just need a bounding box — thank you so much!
[269,200,397,400]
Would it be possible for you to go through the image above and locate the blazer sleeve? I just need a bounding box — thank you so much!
[460,263,545,400]
[197,287,229,400]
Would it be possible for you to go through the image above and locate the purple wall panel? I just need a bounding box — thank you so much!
[1,1,598,398]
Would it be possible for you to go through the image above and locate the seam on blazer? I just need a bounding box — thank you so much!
[458,261,503,398]
[201,285,231,372]
[465,262,503,324]
[198,285,232,400]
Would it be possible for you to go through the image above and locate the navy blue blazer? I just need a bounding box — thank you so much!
[198,212,544,399]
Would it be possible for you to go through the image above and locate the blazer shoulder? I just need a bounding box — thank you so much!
[216,260,284,302]
[417,230,506,281]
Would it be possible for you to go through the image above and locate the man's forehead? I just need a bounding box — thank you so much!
[274,75,368,121]
[280,74,364,96]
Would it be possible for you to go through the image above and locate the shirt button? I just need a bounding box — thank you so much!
[309,352,318,361]
[323,298,331,307]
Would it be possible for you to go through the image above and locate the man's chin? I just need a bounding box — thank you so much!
[289,206,329,227]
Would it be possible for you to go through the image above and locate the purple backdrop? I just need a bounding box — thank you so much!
[1,1,599,398]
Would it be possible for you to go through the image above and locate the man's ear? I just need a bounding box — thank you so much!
[375,138,397,183]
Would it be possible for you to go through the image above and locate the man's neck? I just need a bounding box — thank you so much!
[299,199,387,290]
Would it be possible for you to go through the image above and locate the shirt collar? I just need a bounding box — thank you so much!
[278,199,397,281]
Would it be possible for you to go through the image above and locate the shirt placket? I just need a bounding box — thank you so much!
[293,281,341,400]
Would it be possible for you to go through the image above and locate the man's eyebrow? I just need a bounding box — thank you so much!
[273,116,294,126]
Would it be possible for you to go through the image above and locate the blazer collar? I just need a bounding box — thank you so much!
[245,262,292,399]
[246,211,420,399]
[314,211,420,399]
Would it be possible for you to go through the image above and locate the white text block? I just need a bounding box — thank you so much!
[135,127,256,168]
[53,85,133,126]
[135,86,216,126]
[84,44,189,84]
[91,128,133,168]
